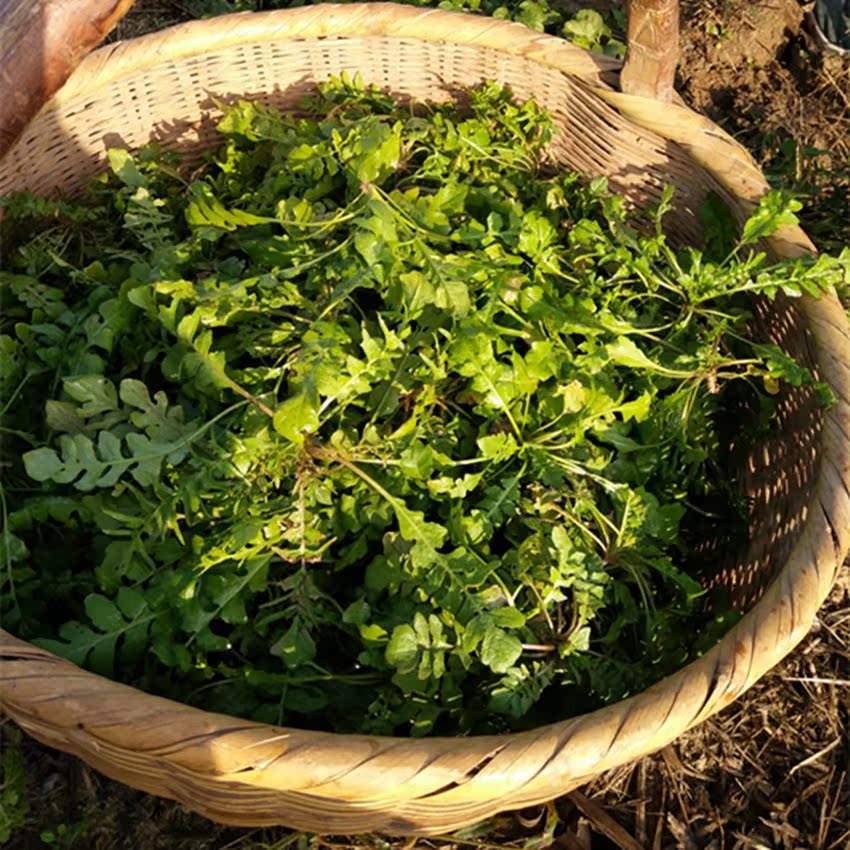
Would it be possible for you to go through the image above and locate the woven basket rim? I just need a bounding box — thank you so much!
[2,3,849,836]
[45,3,622,105]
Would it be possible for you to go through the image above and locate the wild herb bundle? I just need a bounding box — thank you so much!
[1,79,846,735]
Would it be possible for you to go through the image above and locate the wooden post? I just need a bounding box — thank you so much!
[0,0,136,159]
[620,0,680,102]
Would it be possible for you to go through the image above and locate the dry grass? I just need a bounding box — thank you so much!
[580,567,850,849]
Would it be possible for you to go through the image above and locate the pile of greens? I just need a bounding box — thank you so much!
[1,79,845,736]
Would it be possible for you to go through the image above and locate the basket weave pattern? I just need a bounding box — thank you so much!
[1,4,849,835]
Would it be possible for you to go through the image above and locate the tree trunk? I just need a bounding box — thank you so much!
[621,0,680,102]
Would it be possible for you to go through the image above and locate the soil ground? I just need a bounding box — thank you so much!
[2,1,849,848]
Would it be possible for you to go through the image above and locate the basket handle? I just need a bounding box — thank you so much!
[621,0,680,102]
[0,0,137,159]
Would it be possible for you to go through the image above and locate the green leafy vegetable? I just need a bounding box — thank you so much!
[2,76,846,737]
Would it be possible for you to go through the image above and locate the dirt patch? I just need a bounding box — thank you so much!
[682,0,805,69]
[679,0,848,157]
[676,0,849,251]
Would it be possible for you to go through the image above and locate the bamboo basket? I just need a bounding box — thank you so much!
[1,1,850,837]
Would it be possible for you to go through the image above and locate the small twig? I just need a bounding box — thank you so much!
[551,830,589,850]
[788,736,842,776]
[820,64,850,112]
[660,744,711,782]
[652,773,666,850]
[218,830,263,850]
[783,676,850,686]
[228,379,276,419]
[819,767,848,849]
[569,790,644,850]
[636,759,647,847]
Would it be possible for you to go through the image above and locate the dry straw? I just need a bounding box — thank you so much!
[1,2,849,836]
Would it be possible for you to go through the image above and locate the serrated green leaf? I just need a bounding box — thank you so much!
[273,393,320,445]
[120,379,191,445]
[489,607,526,629]
[606,337,662,372]
[23,447,64,482]
[342,598,371,625]
[412,611,430,646]
[741,190,802,245]
[476,432,518,460]
[45,400,87,434]
[386,624,419,673]
[481,626,522,674]
[116,586,148,620]
[396,507,448,551]
[186,182,275,233]
[108,148,146,187]
[85,594,125,633]
[63,375,118,417]
[272,621,316,669]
